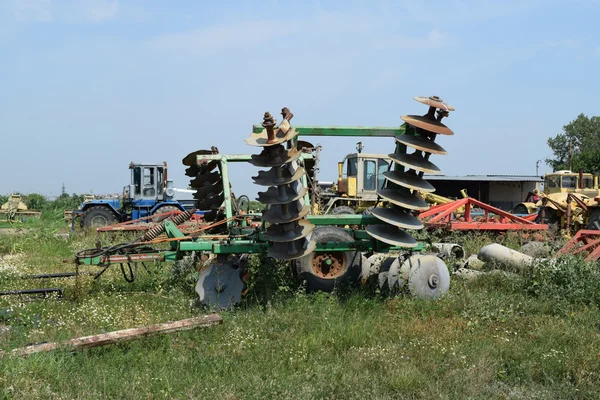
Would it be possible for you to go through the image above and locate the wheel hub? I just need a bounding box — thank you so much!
[428,274,439,289]
[312,253,344,279]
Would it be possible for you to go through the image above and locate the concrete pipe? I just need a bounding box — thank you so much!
[478,243,534,273]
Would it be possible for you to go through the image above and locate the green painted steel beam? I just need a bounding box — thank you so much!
[252,125,407,137]
[307,214,386,225]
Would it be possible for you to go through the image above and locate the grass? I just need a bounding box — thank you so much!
[1,220,600,399]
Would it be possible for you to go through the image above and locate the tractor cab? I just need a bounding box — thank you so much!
[124,162,172,202]
[543,170,598,197]
[337,148,390,202]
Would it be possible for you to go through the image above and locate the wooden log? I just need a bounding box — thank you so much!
[1,314,222,358]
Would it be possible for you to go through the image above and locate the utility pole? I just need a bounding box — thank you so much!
[568,140,573,171]
[536,160,540,176]
[61,183,66,196]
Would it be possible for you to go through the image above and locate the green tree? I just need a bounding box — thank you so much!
[546,113,600,173]
[24,193,47,211]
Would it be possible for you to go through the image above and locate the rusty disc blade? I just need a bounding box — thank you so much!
[196,193,224,209]
[249,146,302,168]
[245,127,299,147]
[401,115,454,136]
[182,149,218,166]
[257,186,308,205]
[252,166,305,187]
[395,135,447,155]
[414,96,455,111]
[377,189,429,210]
[195,181,223,199]
[370,207,424,230]
[365,225,418,248]
[268,238,317,260]
[389,153,441,174]
[262,202,311,224]
[190,171,221,188]
[265,220,315,242]
[383,170,435,192]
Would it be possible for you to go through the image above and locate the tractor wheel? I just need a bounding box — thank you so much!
[81,206,117,229]
[152,205,180,223]
[330,206,355,215]
[587,208,600,230]
[512,204,530,215]
[294,226,362,292]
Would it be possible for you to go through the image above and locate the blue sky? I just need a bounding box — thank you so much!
[1,0,599,199]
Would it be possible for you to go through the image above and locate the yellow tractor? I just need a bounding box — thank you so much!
[512,170,600,232]
[312,143,464,215]
[0,194,42,222]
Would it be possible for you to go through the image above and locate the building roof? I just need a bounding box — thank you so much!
[423,175,543,182]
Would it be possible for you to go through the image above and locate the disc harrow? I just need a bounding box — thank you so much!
[366,95,455,248]
[182,146,224,222]
[245,109,316,260]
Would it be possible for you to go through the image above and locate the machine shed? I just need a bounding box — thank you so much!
[423,175,543,211]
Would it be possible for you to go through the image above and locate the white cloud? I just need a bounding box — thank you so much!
[72,0,119,22]
[13,0,52,22]
[148,13,455,55]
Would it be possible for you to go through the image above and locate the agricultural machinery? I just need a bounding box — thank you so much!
[70,161,206,229]
[74,96,459,309]
[0,194,41,222]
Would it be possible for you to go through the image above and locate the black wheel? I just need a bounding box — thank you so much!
[587,208,600,230]
[151,205,180,223]
[512,204,530,215]
[236,195,250,215]
[294,227,362,292]
[81,206,118,228]
[330,206,355,215]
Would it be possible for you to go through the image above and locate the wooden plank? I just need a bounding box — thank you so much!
[1,314,222,358]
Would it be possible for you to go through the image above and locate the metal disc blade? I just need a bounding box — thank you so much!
[395,135,447,155]
[249,146,302,167]
[195,261,244,310]
[370,207,424,230]
[377,189,429,210]
[196,193,224,209]
[262,203,310,224]
[365,225,418,248]
[182,149,218,166]
[190,171,221,188]
[185,165,199,177]
[268,238,317,260]
[383,171,435,192]
[401,115,454,136]
[257,186,307,205]
[195,181,223,199]
[414,96,455,111]
[252,166,305,186]
[245,127,299,147]
[407,255,450,299]
[389,153,441,174]
[265,220,314,242]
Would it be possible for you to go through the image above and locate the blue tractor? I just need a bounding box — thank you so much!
[75,162,200,229]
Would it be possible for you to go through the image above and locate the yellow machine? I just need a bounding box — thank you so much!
[314,143,464,215]
[0,194,41,222]
[514,170,599,215]
[64,195,95,222]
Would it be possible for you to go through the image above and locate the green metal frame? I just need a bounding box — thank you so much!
[252,125,407,137]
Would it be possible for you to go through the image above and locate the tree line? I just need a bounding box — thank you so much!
[546,114,600,174]
[0,193,86,213]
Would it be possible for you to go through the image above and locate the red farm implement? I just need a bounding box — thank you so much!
[555,230,600,261]
[418,197,548,231]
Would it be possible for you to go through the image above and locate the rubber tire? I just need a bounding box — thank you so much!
[330,206,355,215]
[152,205,180,223]
[294,226,362,292]
[512,204,530,215]
[81,206,117,228]
[587,208,600,230]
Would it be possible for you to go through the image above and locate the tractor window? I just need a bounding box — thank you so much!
[562,175,576,189]
[377,159,389,189]
[133,167,141,195]
[546,176,559,189]
[143,167,155,197]
[364,160,376,191]
[157,167,164,195]
[583,177,594,189]
[347,158,358,177]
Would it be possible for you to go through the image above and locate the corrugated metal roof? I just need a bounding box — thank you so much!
[422,175,543,182]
